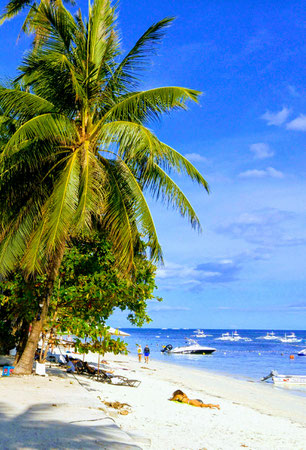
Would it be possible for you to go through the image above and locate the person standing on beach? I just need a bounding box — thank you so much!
[144,345,150,364]
[137,345,142,362]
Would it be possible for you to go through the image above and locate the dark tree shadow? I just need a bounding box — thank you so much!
[0,402,141,449]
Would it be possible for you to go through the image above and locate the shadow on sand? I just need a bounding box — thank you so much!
[0,402,141,449]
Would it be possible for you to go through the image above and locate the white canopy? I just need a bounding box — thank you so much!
[108,327,130,337]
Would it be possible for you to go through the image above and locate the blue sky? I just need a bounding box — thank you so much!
[0,0,305,329]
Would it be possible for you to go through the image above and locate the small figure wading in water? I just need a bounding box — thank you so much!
[144,345,150,364]
[137,345,142,363]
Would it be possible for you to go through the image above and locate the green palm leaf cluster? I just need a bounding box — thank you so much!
[0,0,208,277]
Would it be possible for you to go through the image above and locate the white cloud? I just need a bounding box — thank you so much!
[286,114,306,131]
[239,167,284,179]
[261,107,290,126]
[185,152,208,163]
[250,142,274,159]
[149,305,191,312]
[287,85,300,98]
[216,208,306,248]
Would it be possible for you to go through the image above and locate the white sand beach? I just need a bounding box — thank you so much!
[1,353,306,449]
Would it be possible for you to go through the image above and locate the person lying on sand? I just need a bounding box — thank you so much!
[169,390,220,409]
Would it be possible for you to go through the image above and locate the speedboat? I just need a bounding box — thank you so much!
[161,339,216,355]
[298,349,306,356]
[257,331,280,340]
[262,370,306,385]
[279,333,302,343]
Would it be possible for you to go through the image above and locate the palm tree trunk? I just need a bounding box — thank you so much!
[14,319,30,364]
[13,245,65,375]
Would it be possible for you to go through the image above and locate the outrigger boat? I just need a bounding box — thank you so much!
[261,370,306,385]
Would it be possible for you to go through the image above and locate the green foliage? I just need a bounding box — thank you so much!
[0,0,208,281]
[0,232,159,355]
[0,273,39,353]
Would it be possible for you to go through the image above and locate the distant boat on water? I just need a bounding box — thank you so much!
[298,349,306,356]
[257,331,280,340]
[192,329,212,338]
[279,333,302,343]
[215,332,232,341]
[215,331,252,342]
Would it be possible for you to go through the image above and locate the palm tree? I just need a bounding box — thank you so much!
[0,0,75,27]
[0,0,209,374]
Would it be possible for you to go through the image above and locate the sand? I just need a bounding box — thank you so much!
[1,353,305,449]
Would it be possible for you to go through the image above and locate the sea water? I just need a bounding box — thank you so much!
[119,328,306,394]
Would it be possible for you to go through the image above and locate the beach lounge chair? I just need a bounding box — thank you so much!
[75,362,140,387]
[95,370,141,388]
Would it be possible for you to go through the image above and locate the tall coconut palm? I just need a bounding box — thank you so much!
[0,0,209,373]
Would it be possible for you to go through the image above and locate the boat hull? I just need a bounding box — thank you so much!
[272,375,306,385]
[170,347,216,355]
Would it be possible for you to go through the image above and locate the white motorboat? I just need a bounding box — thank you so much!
[215,332,232,341]
[192,329,212,338]
[298,349,306,356]
[262,370,306,385]
[215,331,250,341]
[257,331,280,340]
[232,330,243,341]
[161,339,216,355]
[279,333,302,343]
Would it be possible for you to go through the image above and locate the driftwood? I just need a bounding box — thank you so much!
[102,400,131,415]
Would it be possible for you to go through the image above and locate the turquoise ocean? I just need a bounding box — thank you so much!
[119,328,306,394]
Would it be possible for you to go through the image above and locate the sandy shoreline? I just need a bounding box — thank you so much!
[1,352,306,449]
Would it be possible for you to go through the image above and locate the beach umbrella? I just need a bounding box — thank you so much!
[108,327,130,337]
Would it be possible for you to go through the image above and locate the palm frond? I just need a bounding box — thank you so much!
[74,144,106,230]
[97,156,137,271]
[31,0,77,50]
[20,208,48,274]
[2,113,78,157]
[88,0,117,68]
[102,86,201,125]
[142,162,202,231]
[116,158,162,262]
[43,150,80,254]
[155,141,209,192]
[0,0,32,24]
[0,88,54,120]
[93,120,157,155]
[106,17,174,92]
[0,197,42,276]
